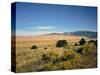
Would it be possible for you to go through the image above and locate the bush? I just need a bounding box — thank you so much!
[88,40,95,43]
[56,40,67,47]
[49,51,60,64]
[31,45,38,49]
[44,47,47,50]
[79,38,86,45]
[82,43,96,55]
[42,54,50,63]
[40,50,81,71]
[62,50,76,61]
[74,43,78,46]
[94,40,97,47]
[76,47,83,55]
[88,40,97,47]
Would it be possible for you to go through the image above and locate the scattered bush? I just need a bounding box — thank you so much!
[62,50,76,61]
[94,40,97,47]
[42,54,50,63]
[74,43,78,46]
[40,50,81,71]
[31,45,38,49]
[52,58,60,64]
[61,61,73,69]
[76,47,83,55]
[88,40,95,43]
[79,38,86,45]
[49,51,60,64]
[56,40,67,47]
[44,47,47,50]
[88,40,97,47]
[82,43,96,55]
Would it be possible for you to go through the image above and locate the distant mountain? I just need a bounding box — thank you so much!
[64,31,97,39]
[46,31,97,39]
[47,33,62,35]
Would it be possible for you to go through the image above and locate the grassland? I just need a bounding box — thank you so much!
[15,35,97,72]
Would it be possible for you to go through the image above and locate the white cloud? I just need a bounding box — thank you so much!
[16,30,58,36]
[36,26,55,30]
[16,26,56,36]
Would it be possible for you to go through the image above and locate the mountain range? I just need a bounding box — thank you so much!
[47,30,97,39]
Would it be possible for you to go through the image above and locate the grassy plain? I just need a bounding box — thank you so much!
[15,35,97,72]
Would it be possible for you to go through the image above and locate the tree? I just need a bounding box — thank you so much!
[79,38,86,45]
[56,40,67,47]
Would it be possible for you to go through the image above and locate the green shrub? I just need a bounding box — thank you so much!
[79,38,86,45]
[31,45,38,49]
[56,40,67,47]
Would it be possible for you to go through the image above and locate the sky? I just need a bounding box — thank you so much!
[14,2,97,36]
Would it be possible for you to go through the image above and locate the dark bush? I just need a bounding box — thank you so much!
[44,47,47,50]
[94,40,97,47]
[52,58,60,64]
[88,40,97,47]
[56,40,67,47]
[88,40,95,43]
[76,47,83,55]
[42,54,50,63]
[31,45,38,49]
[74,43,78,46]
[79,38,86,45]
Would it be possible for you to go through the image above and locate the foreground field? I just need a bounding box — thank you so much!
[15,35,97,72]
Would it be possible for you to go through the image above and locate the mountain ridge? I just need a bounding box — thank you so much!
[46,30,97,39]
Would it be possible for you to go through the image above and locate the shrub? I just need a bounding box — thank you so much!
[49,51,60,64]
[61,61,73,69]
[60,50,81,69]
[79,38,86,45]
[74,43,78,46]
[40,50,81,71]
[76,47,83,55]
[44,47,47,50]
[94,40,97,47]
[42,54,50,63]
[56,40,67,47]
[88,40,95,43]
[62,50,76,61]
[82,43,96,55]
[88,40,97,47]
[31,45,38,49]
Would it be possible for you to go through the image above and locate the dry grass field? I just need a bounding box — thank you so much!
[15,35,97,72]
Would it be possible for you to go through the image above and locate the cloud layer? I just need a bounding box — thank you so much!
[35,26,55,30]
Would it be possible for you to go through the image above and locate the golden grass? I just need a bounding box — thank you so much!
[14,35,97,72]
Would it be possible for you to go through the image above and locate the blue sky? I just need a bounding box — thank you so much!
[15,2,97,36]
